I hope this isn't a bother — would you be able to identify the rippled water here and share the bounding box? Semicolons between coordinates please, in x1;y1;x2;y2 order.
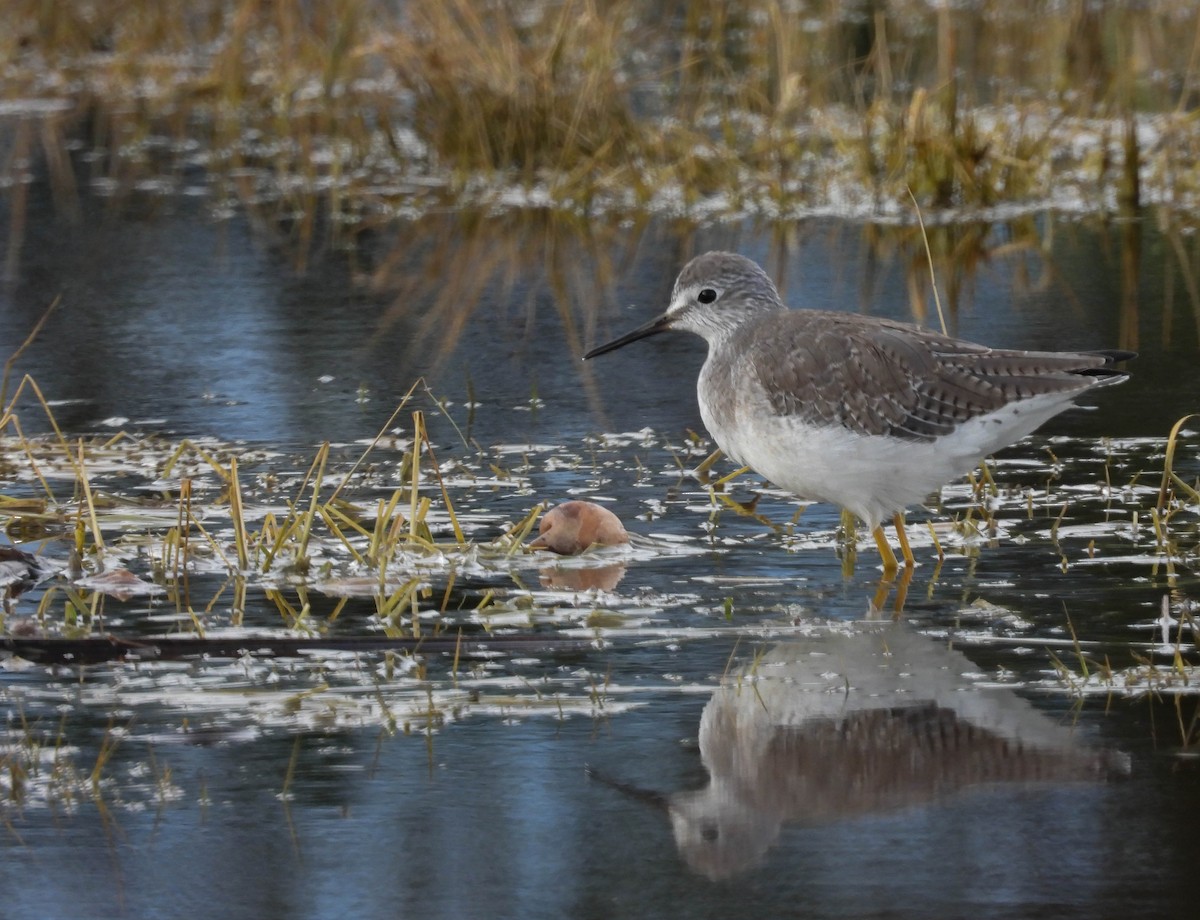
2;178;1199;919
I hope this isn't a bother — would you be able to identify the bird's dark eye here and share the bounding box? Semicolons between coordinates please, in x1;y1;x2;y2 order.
697;288;717;304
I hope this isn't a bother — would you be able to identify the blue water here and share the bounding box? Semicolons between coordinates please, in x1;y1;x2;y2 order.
2;178;1198;919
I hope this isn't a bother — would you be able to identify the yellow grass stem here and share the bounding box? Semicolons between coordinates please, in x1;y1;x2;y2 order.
411;496;433;544
1158;413;1200;511
296;442;331;567
325;596;350;622
89;721;121;793
3;418;58;504
450;628;463;688
327;378;423;506
317;504;367;566
926;521;945;560
228;456;249;571
378;577;424;625
502;504;543;555
180;507;238;571
908;187;949;336
369;489;406;564
74;439;105;554
261;514;303;571
184;601;207;637
196;576;232;616
1150;508;1177;582
266;588;303;626
98;431;136;449
1050;502;1068;546
161;439;232;482
316;508;362;566
385;504;409;546
0;495;49;518
409;414;422;542
3;375;75;501
421;381;474;449
1063;606;1089;680
474;589;495;618
0;296;61;409
231;578;247;627
173;478;192;613
413;409;466;544
439;570;456;614
281;736;302;802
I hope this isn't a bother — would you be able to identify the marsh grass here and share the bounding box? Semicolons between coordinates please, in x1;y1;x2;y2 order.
395;0;640;179
1049;594;1200;751
5;0;1200;231
0;373;556;639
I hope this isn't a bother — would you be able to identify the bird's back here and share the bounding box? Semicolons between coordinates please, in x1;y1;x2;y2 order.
706;309;1128;442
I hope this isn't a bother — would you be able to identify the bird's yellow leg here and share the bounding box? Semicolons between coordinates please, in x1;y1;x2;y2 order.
692;448;725;483
893;512;915;568
872;525;900;575
711;464;752;490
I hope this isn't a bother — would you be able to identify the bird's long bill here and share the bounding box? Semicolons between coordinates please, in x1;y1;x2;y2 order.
583;312;672;359
584;766;670;810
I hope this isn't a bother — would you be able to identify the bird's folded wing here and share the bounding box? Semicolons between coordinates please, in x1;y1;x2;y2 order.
750;312;1111;442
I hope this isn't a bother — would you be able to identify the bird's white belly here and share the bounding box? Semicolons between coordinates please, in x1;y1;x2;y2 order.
701;390;1075;530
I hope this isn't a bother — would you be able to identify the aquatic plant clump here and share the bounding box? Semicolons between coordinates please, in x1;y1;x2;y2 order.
4;0;1200;224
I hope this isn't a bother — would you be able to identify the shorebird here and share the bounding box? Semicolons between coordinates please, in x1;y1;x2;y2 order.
584;251;1132;571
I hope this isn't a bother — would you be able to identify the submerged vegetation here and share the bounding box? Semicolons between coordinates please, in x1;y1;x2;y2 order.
3;0;1200;229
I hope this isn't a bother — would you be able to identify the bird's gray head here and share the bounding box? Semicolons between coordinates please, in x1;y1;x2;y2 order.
668;788;782;880
582;251;785;359
665;252;785;339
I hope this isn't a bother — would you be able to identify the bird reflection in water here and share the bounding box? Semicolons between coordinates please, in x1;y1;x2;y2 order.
590;621;1129;880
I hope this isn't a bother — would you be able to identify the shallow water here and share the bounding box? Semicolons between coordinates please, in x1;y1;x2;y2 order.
2;180;1199;919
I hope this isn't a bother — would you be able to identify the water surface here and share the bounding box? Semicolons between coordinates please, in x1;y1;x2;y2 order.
1;181;1198;920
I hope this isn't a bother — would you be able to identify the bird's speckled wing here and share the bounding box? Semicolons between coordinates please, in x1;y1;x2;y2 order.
736;311;1126;441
